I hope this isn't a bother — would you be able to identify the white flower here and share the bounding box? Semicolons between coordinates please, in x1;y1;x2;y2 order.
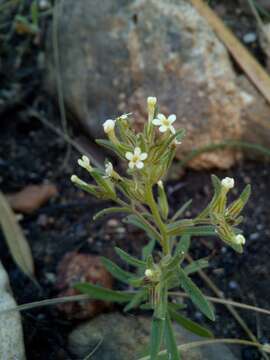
105;162;113;177
125;147;148;170
147;96;157;107
157;180;163;188
152;113;176;134
235;234;246;245
103;119;115;133
221;177;235;190
145;269;154;278
78;155;92;172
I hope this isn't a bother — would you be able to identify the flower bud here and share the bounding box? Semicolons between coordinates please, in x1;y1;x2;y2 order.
78;155;92;172
103;119;115;133
235;234;246;245
145;268;154;278
221;177;234;190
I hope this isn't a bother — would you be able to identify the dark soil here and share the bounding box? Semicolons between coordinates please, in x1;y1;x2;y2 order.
1;0;270;359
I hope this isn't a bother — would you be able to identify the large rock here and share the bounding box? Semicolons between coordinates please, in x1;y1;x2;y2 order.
68;312;237;360
0;261;26;360
46;0;249;169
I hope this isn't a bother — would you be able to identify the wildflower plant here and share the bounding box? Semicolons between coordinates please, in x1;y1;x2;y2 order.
71;97;251;359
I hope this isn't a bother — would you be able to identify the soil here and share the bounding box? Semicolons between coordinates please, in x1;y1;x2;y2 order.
1;1;270;359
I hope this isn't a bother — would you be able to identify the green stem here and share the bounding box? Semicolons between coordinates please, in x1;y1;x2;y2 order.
145;182;170;255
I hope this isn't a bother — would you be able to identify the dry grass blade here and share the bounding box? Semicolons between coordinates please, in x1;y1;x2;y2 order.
0;191;35;281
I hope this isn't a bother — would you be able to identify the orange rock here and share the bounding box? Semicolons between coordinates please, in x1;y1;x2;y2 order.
6;184;58;214
55;253;113;320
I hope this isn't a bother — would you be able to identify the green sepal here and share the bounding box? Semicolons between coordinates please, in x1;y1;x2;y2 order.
226;184;251;219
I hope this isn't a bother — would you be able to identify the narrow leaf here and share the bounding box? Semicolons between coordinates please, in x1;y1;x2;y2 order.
124;215;158;241
0;192;34;280
150;317;165;360
169;306;213;338
174;234;191;256
115;247;146;268
178;267;215;321
142;238;156;260
164;315;181;360
74;282;132;302
184;259;209;275
171;199;193;222
101;257;133;284
93;207;131;221
124;289;147;312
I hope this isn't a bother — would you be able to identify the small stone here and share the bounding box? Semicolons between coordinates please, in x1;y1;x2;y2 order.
249;233;260;241
243;32;257;44
68;312;238;360
228;280;238;290
6;183;58;214
55;253;113;319
0;261;26;359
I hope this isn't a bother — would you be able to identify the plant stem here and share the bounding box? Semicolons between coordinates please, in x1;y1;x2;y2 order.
145;182;170;255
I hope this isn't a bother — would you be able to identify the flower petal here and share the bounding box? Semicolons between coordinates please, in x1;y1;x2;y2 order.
125;152;133;160
168;114;176;123
159;125;168;133
152;118;162;126
134;147;141;156
157;113;166;121
129;161;135;169
140;152;148;161
136;161;144;169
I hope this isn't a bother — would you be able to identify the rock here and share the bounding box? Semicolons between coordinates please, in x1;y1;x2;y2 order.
68;312;237;360
237;76;270;153
46;0;247;169
0;261;26;360
56;253;113;319
7;183;58;214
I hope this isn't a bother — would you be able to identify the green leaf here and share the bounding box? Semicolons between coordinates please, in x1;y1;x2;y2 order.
167;219;194;237
182;226;216;237
75;283;132;303
93;207;131;221
184;259;209;275
101;257;133;284
124;215;158;241
124;289;147;312
30;1;39;26
154;285;167;320
115;247;146;268
142;238;156;260
0;192;35;281
178;267;215;321
169;306;213;338
164;315;181;360
174;234;191;256
96;139;124;158
150;317;165;360
171;199;192;222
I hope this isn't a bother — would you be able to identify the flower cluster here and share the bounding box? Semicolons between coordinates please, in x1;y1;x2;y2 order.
71;96;251;360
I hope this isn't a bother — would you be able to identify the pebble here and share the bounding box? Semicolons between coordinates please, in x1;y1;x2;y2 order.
243;32;257;44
